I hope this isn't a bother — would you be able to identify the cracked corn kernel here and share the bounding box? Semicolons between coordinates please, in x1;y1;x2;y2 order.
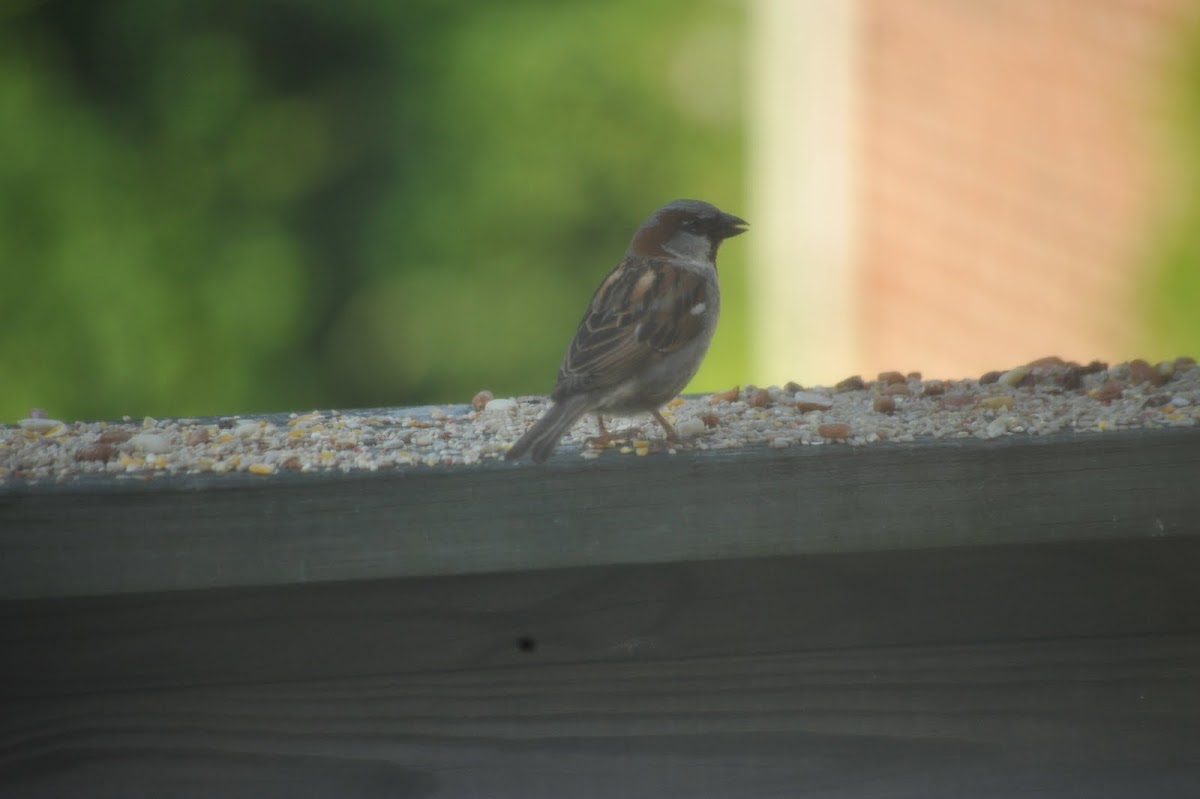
710;386;740;403
289;412;322;426
975;396;1014;410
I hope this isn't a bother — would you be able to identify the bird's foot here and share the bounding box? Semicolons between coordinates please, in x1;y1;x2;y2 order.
651;410;679;442
586;416;646;450
586;427;643;449
586;416;615;450
585;432;614;450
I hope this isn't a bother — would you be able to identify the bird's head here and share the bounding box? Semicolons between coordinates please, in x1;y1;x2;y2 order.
629;199;748;264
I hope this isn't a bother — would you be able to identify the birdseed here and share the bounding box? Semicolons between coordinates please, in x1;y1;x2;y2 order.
2;356;1198;485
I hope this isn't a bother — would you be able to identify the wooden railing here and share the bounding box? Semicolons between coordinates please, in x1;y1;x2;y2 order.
2;419;1199;797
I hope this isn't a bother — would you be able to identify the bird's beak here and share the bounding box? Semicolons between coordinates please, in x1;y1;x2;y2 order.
718;212;749;239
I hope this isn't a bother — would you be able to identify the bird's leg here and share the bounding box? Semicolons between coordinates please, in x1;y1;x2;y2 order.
586;416;615;449
587;415;652;448
650;409;679;442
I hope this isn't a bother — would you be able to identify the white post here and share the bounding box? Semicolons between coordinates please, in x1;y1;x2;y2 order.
748;0;859;386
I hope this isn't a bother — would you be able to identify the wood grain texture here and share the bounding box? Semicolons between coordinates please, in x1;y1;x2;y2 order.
4;538;1200;697
2;425;1199;795
3;538;1200;797
2;427;1198;600
4;635;1198;798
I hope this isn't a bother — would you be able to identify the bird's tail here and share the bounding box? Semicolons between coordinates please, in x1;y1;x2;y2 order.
505;396;589;463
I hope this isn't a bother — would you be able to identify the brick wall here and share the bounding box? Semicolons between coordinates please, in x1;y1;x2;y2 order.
858;0;1194;378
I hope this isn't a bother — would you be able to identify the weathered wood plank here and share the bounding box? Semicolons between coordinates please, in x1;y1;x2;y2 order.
2;427;1198;601
2;426;1198;795
3;536;1200;797
3;630;1198;797
4;538;1199;697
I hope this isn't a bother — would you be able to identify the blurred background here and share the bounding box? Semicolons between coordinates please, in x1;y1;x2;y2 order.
1;0;1197;422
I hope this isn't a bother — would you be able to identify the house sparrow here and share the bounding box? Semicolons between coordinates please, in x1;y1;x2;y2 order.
507;199;747;462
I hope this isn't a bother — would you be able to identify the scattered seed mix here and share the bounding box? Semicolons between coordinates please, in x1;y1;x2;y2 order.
2;356;1197;485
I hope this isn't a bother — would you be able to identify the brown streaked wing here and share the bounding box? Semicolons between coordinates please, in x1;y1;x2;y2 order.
553;259;709;397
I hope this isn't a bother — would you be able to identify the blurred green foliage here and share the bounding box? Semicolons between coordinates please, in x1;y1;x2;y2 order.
0;0;746;421
1146;13;1200;361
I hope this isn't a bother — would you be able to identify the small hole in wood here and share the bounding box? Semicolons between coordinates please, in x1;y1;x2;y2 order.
516;635;537;653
